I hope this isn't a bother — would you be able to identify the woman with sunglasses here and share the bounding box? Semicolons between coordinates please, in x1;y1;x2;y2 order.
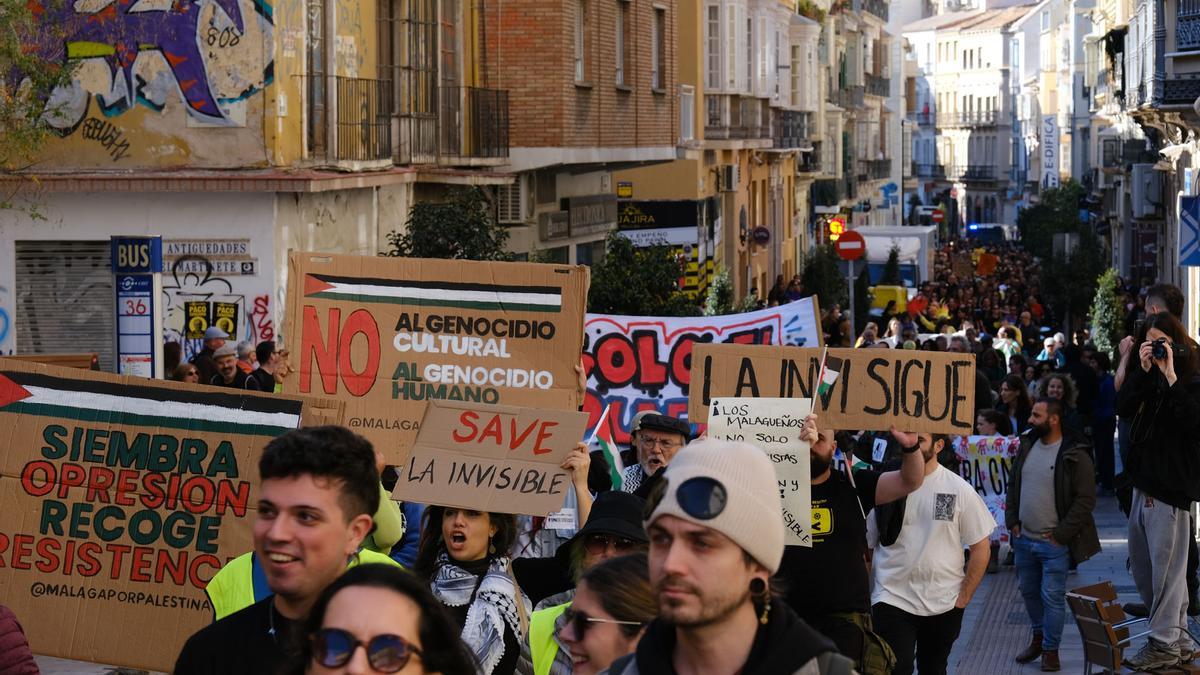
557;553;655;675
171;363;201;383
414;507;527;675
289;563;477;674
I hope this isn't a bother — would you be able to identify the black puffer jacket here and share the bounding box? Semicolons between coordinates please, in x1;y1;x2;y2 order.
1117;366;1200;510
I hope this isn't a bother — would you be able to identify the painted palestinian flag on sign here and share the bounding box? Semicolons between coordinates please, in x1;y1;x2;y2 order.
0;370;303;436
303;274;564;313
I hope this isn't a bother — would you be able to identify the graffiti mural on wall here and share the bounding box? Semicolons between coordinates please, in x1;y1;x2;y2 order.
160;239;273;359
13;0;274;135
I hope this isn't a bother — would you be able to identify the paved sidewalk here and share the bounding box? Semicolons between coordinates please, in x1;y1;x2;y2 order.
949;494;1189;673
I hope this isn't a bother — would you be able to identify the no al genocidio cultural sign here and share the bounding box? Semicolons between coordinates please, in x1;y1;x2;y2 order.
286;253;589;464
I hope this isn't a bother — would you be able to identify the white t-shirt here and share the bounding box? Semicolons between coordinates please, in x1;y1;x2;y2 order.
867;464;995;616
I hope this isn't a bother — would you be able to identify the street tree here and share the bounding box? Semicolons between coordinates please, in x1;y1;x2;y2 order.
589;232;699;316
1;0;79;208
384;187;514;261
1089;267;1126;361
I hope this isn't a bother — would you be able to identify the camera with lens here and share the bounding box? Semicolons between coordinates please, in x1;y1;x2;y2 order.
1151;338;1187;362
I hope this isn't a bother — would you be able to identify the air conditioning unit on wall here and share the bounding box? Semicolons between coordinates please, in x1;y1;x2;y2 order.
1131;163;1163;219
719;165;740;192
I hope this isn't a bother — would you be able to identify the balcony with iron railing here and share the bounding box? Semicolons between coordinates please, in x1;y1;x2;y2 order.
706;95;771;141
859;159;891;181
828;85;865;109
908;111;936;127
314;75;393;163
948;164;997;181
937;110;999;127
913;162;947;179
799;143;822;173
865;73;890;97
773;110;814;150
1179;0;1200;52
853;0;888;21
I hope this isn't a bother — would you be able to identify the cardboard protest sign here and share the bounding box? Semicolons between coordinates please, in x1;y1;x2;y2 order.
977;252;999;276
688;345;976;434
0;357;342;672
286;252;590;464
392;400;588;516
582;297;822;441
953;435;1021;542
707;397;812;547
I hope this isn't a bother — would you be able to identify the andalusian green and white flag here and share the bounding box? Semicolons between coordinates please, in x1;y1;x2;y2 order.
588;404;623;490
0;370;302;436
304;273;563;313
816;348;843;398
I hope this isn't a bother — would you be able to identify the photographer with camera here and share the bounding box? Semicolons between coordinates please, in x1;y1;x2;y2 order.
1116;312;1200;670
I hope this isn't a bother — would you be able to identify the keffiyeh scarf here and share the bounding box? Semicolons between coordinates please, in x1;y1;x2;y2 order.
431;553;530;674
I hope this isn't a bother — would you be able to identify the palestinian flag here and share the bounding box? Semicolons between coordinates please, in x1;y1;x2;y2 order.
303;274;563;313
0;370;302;436
589;405;623;490
816;349;843;398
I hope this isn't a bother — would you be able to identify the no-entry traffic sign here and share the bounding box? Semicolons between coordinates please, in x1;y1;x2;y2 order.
835;230;865;261
931;209;945;223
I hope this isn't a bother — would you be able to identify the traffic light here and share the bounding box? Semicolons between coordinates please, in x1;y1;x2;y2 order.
828;216;846;242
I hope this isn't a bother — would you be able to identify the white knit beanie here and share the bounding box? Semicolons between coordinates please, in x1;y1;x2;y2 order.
645;438;785;574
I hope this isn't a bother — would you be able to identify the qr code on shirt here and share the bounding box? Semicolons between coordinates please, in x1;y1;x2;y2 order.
934;493;957;521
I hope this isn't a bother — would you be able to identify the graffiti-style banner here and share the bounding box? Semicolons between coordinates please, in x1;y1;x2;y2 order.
953;435;1022;542
581;298;822;440
0;357;342;672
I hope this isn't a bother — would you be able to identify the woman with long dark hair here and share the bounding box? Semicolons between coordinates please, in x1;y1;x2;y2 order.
414;507;527;675
1117;312;1200;670
996;374;1033;435
287;564;477;674
557;553;656;675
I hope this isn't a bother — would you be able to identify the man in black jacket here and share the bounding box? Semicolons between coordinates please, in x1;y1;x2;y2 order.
606;439;851;675
1006;398;1099;671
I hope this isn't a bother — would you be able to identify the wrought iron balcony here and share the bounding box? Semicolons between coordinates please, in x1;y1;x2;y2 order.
949;165;997;181
865;74;890;97
859;159;891;181
393;85;510;165
333;77;393;162
1180;0;1200;52
937;110;999;127
908;111;936;127
913;162;946;179
773;111;814;149
829;86;865;109
853;0;889;21
705;95;771;141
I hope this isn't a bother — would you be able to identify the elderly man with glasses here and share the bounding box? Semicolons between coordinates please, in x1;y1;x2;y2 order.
620;413;690;495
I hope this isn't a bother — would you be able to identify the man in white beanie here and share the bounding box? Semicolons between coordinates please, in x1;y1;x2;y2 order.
605;439;852;675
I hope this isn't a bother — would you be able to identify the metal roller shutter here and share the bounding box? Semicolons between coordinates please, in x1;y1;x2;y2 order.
16;240;115;372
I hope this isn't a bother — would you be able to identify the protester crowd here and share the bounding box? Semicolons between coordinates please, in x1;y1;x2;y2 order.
5;238;1200;675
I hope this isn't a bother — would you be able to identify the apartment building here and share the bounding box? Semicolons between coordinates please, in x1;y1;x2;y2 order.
488;0;681;265
0;0;519;366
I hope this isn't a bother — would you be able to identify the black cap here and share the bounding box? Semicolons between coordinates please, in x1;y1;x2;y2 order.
636;413;691;440
556;492;648;565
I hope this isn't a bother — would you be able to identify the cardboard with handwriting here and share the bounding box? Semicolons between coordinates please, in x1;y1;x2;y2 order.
392;400;589;516
0;357;343;672
707;397;812;547
285;252;590;465
689;344;976;434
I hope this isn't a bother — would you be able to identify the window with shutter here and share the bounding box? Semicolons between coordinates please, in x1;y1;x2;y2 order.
496;182;525;224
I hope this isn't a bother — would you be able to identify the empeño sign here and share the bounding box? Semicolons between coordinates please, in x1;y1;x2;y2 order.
285;253;590;464
0;357;342;672
688;344;976;434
